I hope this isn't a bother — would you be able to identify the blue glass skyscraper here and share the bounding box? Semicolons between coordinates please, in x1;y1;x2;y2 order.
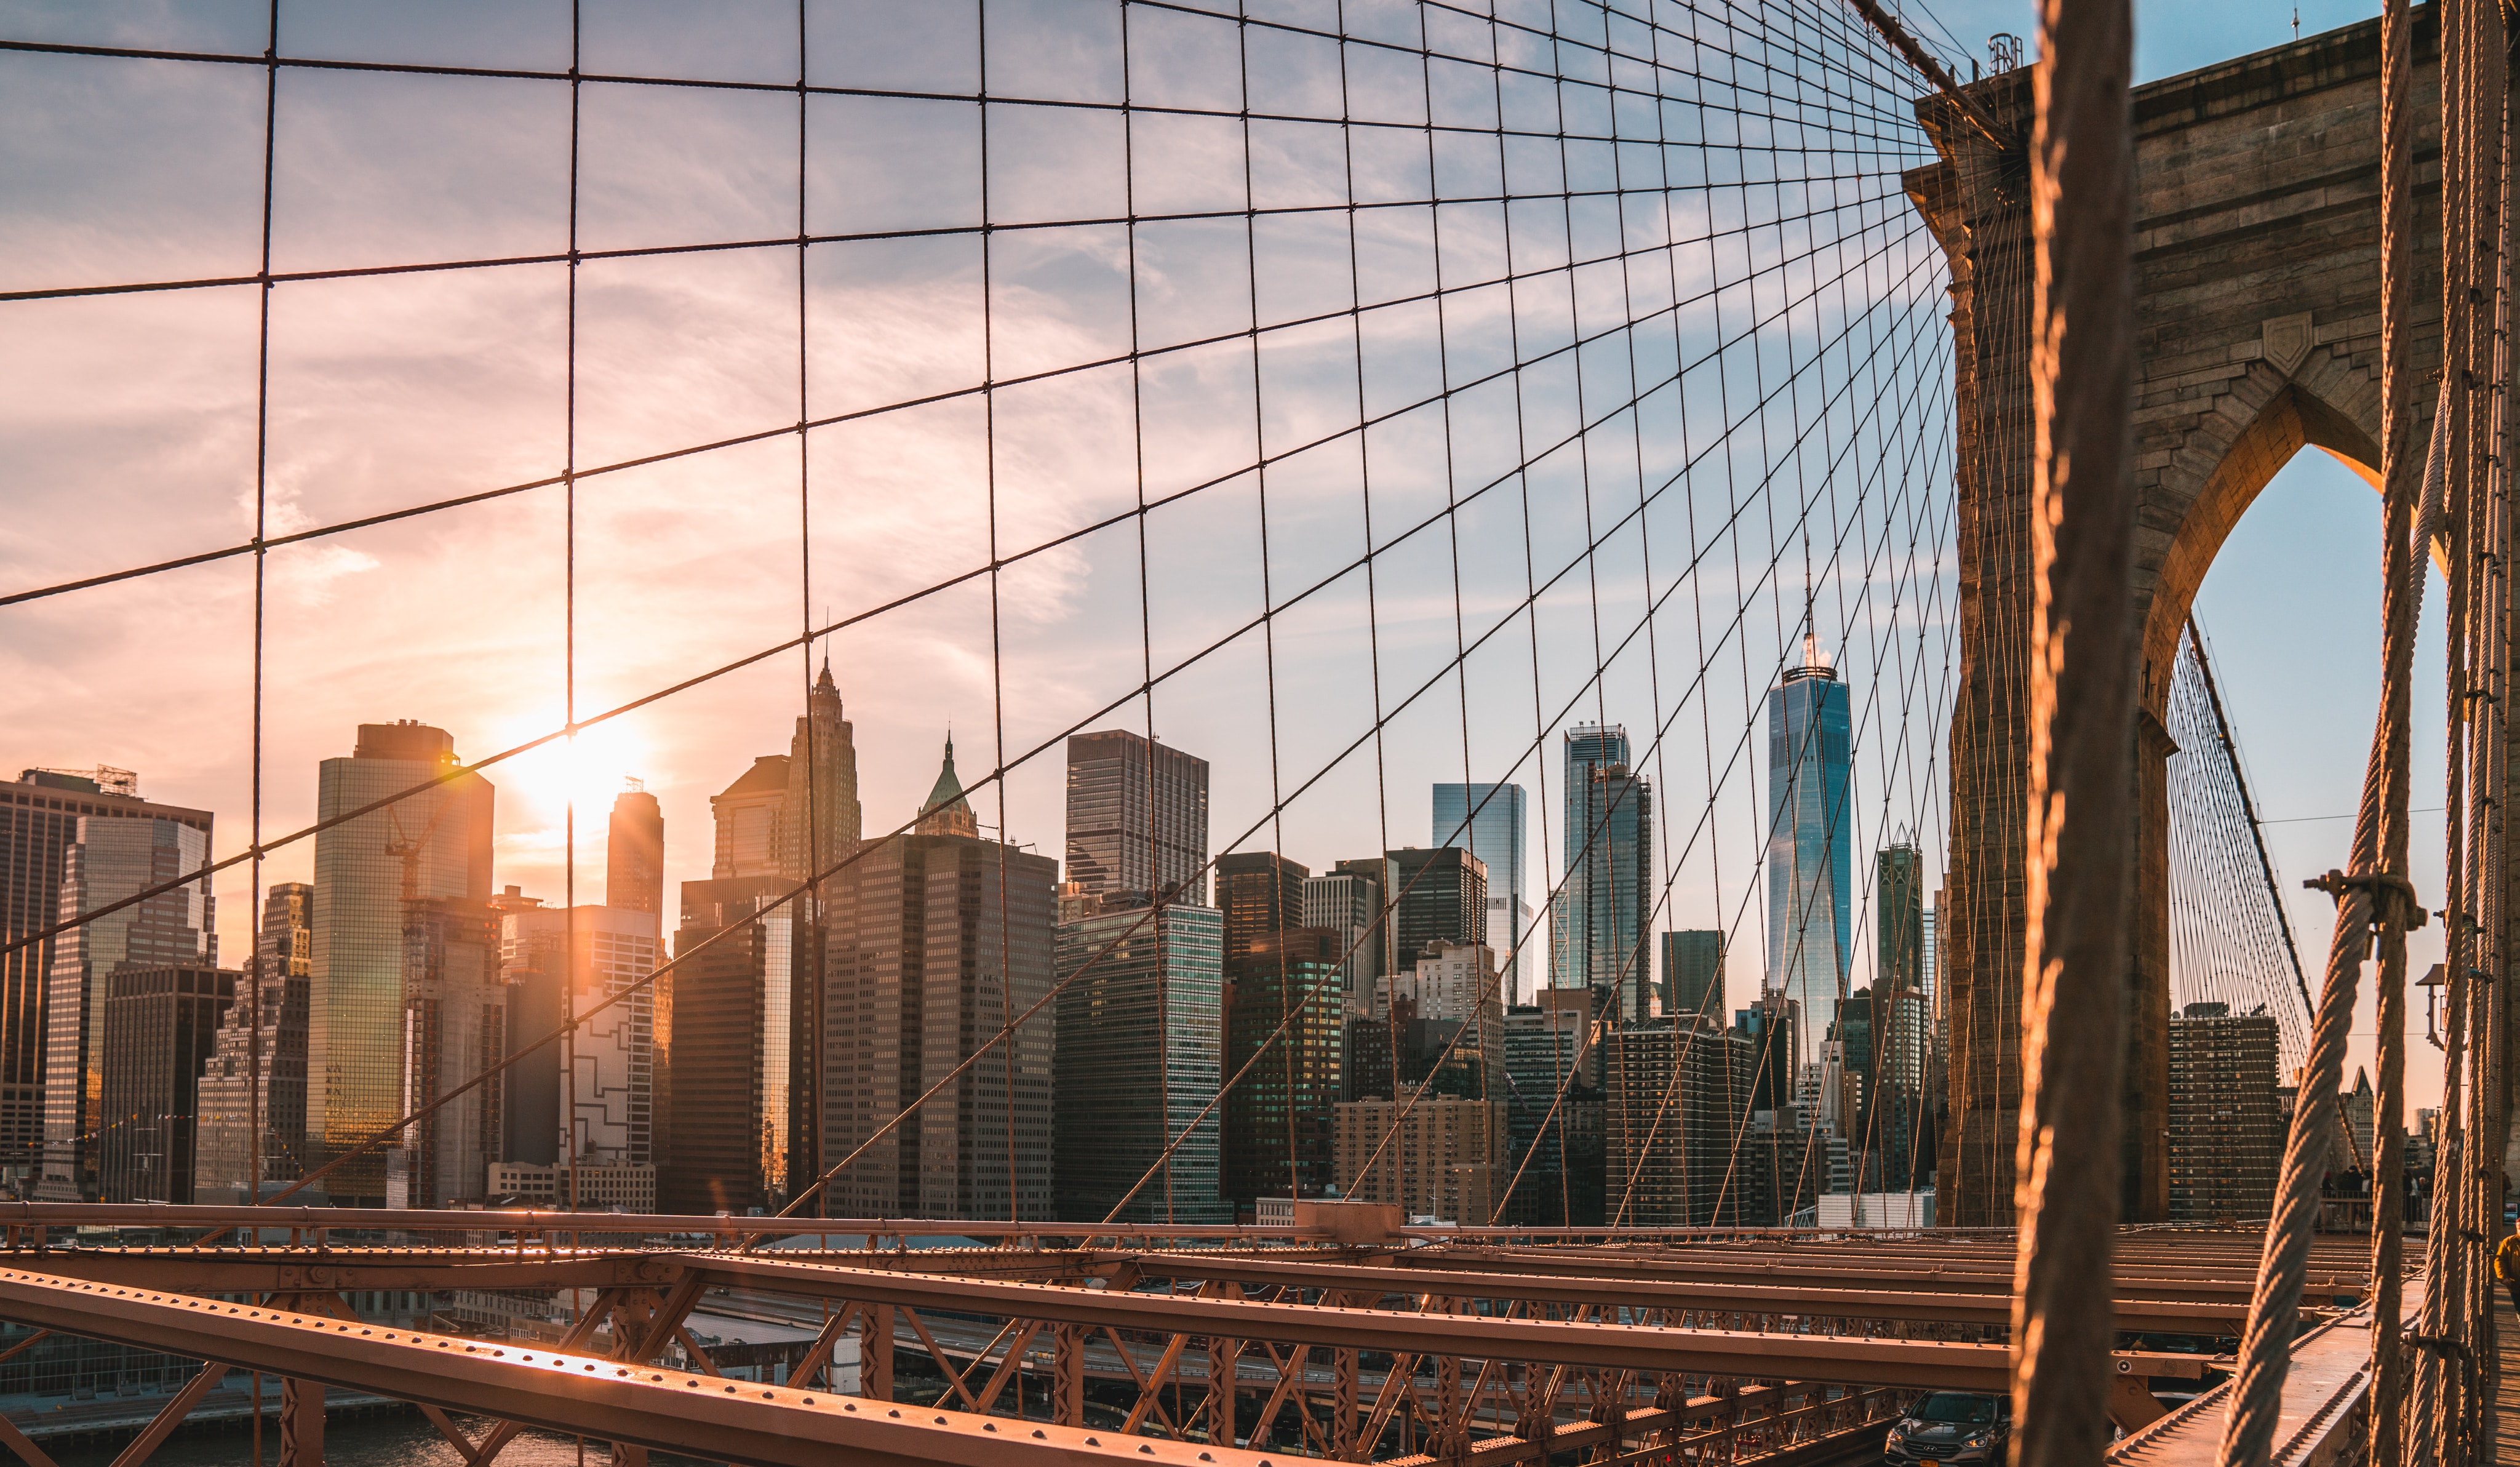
1553;726;1654;1021
1764;643;1852;1065
1432;782;1527;999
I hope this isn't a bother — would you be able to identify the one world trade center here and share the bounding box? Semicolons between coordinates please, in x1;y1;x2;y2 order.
1764;636;1851;1063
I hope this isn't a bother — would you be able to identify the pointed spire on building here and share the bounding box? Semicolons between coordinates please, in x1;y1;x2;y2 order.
776;652;862;881
918;734;981;839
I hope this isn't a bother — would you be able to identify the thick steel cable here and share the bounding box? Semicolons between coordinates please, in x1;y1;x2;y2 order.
2417;15;2494;1447
2008;3;2136;1466
2367;0;2452;1441
2213;378;2450;1467
2474;57;2515;1446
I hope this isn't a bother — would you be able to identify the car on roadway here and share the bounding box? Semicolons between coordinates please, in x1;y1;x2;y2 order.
1883;1391;2011;1464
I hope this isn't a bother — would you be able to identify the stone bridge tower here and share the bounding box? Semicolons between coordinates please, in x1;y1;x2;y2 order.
1908;16;2441;1225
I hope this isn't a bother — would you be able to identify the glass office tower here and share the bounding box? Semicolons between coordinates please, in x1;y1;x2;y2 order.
309;722;496;1205
1065;730;1211;906
1764;645;1852;1064
1555;726;1654;1020
1053;900;1230;1223
41;810;216;1200
1432;782;1528;1001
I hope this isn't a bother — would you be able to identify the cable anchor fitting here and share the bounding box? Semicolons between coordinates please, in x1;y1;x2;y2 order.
2303;869;2428;931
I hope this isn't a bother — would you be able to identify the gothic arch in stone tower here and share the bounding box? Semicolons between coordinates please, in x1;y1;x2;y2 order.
1908;13;2436;1226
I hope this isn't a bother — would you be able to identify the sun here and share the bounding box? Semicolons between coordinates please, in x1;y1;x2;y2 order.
500;719;654;819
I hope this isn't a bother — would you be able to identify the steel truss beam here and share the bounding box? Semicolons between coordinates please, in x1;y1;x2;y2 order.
0;1245;2279;1336
0;1269;1277;1467
1104;1252;2264;1333
684;1254;2215;1392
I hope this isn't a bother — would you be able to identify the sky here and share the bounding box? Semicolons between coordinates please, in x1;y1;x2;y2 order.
0;0;2449;1114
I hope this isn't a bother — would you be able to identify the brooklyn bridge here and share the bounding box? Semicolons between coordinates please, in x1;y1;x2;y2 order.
0;1;2503;1465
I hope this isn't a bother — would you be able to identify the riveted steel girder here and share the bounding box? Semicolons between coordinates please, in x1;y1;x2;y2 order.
0;1269;1278;1467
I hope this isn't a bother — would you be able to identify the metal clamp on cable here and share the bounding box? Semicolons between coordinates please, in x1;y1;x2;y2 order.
2303;869;2430;936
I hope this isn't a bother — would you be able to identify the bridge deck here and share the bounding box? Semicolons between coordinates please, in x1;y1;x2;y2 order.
2498;1281;2519;1463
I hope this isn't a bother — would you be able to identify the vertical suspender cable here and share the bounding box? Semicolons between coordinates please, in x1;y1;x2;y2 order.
246;1;279;1453
2220;0;2434;1455
2008;2;2136;1465
560;0;583;1221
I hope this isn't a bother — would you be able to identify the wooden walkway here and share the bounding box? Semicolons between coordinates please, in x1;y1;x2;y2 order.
2497;1279;2520;1463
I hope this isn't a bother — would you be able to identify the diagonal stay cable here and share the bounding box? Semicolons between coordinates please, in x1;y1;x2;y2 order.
0;202;1938;967
202;210;1945;1231
2;165;1925;609
768;222;1950;1237
1171;257;1955;1218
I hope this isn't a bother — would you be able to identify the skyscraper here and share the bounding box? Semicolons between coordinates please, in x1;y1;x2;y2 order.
1661;930;1724;1023
1501;989;1605;1225
605;783;664;917
820;744;1059;1220
778;660;863;885
1385;847;1488;973
1301;867;1382;1017
1215;852;1308;962
1053;898;1229;1224
393;895;503;1207
1554;726;1654;1019
710;757;791;880
1432;783;1529;999
5;767;209;1177
2167;1002;2282;1223
40;796;217;1200
194;882;314;1202
309;721;495;1205
1875;843;1925;993
1223;926;1346;1209
917;736;981;839
1734;991;1801;1114
1833;984;1930;1190
97;964;237;1203
656;874;792;1214
1604;1017;1753;1225
1765;642;1851;1061
501;904;660;1177
1066;730;1210;906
